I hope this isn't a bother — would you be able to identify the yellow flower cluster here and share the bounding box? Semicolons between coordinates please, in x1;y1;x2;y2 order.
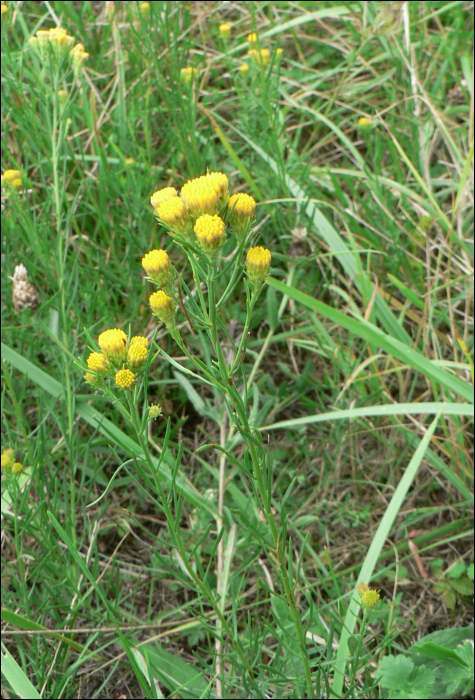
246;247;272;287
29;26;88;69
181;172;228;216
181;66;196;83
241;32;283;71
150;187;177;210
194;214;226;256
228;193;256;239
219;23;231;39
1;448;23;476
1;169;22;190
85;331;149;391
156;196;190;232
1;3;8;17
149;290;176;329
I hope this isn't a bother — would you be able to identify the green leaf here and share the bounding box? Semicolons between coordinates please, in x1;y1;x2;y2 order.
267;278;474;403
1;643;42;699
138;643;210;699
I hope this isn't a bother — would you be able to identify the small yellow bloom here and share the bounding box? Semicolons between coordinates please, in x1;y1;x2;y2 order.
149;290;176;328
276;47;283;57
124;157;135;167
98;328;128;361
180;172;227;217
1;451;13;469
194;214;225;257
150;186;178;210
219;23;231;39
71;42;89;71
129;335;149;349
148;404;162;420
239;63;250;75
156;196;190;233
142;249;173;288
228;192;256;240
1;3;8;17
115;368;135;390
357;583;381;609
247;32;258;47
208;171;228;200
249;48;270;66
12;462;23;474
246;246;271;285
87;352;109;373
181;66;196;83
128;343;148;368
139;1;150;15
358;116;372;130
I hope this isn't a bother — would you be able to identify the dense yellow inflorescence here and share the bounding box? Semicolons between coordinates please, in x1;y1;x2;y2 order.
247;32;258;47
129;335;149;349
194;214;226;254
180;172;228;216
357;582;381;609
86;352;108;373
149;290;176;327
127;343;148;368
228;192;256;238
142;249;172;282
98;328;128;360
71;42;89;71
156;196;190;231
219;23;231;38
150;187;177;210
1;169;22;190
246;246;271;285
115;368;135;390
249;48;270;66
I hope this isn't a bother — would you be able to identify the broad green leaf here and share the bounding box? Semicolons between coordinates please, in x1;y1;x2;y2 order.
1;643;42;699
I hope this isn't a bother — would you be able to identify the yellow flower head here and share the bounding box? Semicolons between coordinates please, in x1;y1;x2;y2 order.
149;290;176;328
148;404;162;420
71;42;89;71
249;48;270;66
141;249;173;288
228;192;256;239
358;116;372;130
150;186;178;210
219;23;231;39
129;335;149;349
98;328;127;361
247;32;258;47
181;172;227;217
239;63;250;75
156;196;190;233
1;450;13;470
181;66;196;83
12;462;23;474
357;583;381;609
128;343;148;368
276;47;283;57
115;368;135;390
246;246;271;285
139;1;150;15
1;3;8;17
194;214;225;257
86;351;109;373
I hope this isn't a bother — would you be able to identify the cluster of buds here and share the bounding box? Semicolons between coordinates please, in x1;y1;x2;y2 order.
243;32;283;70
1;448;23;478
29;26;88;71
150;171;256;253
84;329;149;391
1;169;22;191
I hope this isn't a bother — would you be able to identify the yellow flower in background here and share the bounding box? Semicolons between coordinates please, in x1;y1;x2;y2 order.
150;186;178;210
249;48;270;66
276;47;284;58
228;192;256;239
98;328;128;361
156;196;190;232
358;116;373;131
86;352;109;373
246;246;271;285
141;249;173;289
115;368;135;390
128;343;148;368
148;404;162;420
357;583;381;609
71;42;89;72
181;66;196;83
219;23;231;39
139;1;150;16
149;290;176;328
194;214;226;257
1;3;8;17
129;335;149;349
247;32;258;47
12;462;23;474
2;169;22;190
239;63;250;75
1;449;14;470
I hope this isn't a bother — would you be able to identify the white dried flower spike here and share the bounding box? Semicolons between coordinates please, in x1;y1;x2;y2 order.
11;264;40;313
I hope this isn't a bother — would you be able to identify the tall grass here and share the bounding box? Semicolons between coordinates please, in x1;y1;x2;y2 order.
1;2;473;698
